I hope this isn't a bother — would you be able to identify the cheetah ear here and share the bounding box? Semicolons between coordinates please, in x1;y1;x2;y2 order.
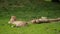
11;16;16;18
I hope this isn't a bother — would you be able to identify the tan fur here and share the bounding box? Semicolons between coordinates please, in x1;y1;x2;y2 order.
8;16;27;27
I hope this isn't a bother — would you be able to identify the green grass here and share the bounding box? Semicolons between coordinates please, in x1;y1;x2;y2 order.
0;0;60;34
0;20;60;34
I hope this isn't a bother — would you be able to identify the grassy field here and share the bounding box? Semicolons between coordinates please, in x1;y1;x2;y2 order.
0;0;60;34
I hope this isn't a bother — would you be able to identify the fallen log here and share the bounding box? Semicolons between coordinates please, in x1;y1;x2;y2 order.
31;17;60;24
